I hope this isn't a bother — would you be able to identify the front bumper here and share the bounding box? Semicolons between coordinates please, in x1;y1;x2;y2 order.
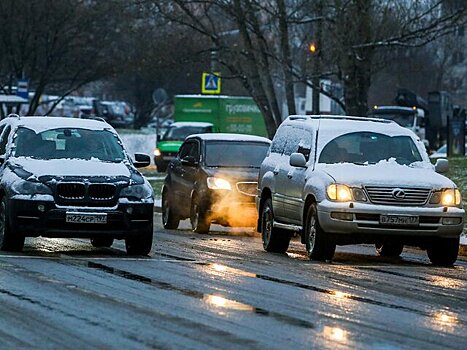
317;200;463;238
9;196;153;239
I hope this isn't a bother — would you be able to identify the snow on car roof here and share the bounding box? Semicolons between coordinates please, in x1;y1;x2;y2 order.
187;133;271;143
9;116;112;133
170;121;214;127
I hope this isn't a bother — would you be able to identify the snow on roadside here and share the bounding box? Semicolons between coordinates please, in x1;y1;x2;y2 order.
119;133;156;163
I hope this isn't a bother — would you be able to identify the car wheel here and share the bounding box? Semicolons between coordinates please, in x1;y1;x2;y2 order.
427;237;459;266
261;198;290;253
125;224;153;255
91;237;114;248
162;189;179;229
155;159;167;172
375;243;404;257
304;203;335;261
0;197;25;252
190;194;210;234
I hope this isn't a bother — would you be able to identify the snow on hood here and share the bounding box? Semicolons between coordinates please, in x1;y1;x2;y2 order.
317;159;455;189
11;157;131;178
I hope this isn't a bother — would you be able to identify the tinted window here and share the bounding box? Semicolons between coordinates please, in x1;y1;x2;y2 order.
270;126;290;154
283;128;313;158
162;125;211;141
319;132;422;165
14;127;126;162
205;141;269;167
178;141;199;160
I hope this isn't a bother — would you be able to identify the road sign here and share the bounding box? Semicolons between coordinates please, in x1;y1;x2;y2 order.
202;72;221;94
16;79;29;99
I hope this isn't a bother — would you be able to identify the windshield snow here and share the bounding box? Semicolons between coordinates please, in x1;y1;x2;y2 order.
205;141;270;167
14;127;126;162
319;132;422;166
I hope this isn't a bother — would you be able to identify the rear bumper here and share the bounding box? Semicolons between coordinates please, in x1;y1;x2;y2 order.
317;200;464;238
9;197;153;239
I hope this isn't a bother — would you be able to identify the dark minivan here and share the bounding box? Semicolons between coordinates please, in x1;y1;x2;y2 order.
162;133;271;233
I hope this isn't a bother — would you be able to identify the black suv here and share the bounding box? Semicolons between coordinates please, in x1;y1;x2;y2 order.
0;116;154;254
162;133;271;233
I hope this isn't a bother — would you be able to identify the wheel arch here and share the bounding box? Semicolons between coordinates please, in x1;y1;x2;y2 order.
301;194;317;243
257;187;272;232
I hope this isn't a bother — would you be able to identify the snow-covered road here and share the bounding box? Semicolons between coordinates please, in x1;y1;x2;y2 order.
0;214;465;349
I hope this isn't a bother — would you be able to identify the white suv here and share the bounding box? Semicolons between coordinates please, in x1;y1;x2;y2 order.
257;115;464;265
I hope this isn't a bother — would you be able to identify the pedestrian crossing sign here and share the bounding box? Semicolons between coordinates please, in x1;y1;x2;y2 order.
202;72;221;94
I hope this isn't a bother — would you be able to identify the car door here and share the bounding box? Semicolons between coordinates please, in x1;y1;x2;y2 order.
284;128;314;223
171;139;200;204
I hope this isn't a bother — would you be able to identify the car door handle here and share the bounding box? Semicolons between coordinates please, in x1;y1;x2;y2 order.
273;170;279;175
287;173;293;179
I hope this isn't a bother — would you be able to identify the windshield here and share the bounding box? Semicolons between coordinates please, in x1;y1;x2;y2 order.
205;141;270;167
319;132;422;166
162;125;212;141
14;127;126;162
377;113;415;127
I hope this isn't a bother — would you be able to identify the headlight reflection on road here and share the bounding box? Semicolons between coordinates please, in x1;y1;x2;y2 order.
426;310;459;333
203;294;255;312
430;276;464;289
208;263;257;278
323;326;348;343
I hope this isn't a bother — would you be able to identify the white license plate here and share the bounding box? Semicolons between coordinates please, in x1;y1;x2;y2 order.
66;212;107;224
380;215;419;226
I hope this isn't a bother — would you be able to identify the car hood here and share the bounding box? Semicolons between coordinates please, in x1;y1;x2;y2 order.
204;167;260;182
318;161;455;189
10;157;131;178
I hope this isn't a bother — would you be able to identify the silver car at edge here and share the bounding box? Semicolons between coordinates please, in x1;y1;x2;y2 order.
256;115;464;265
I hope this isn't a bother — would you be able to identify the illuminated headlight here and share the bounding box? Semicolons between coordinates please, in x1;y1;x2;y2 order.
207;177;231;190
439;189;462;207
120;184;153;199
327;184;352;202
11;180;52;195
154;148;161;157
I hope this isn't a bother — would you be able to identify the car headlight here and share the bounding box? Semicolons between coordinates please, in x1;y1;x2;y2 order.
432;189;462;207
120;184;153;199
327;184;352;202
154;148;161;157
11;180;52;195
207;177;231;190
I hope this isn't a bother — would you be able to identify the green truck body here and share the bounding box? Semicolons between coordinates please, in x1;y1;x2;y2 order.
174;95;268;137
154;95;267;172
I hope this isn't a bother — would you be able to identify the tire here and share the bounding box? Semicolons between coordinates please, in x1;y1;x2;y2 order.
162;189;180;229
91;237;114;248
155;159;167;173
375;243;404;257
0;197;25;252
125;224;153;255
261;198;290;253
427;237;459;266
190;195;210;233
304;203;335;261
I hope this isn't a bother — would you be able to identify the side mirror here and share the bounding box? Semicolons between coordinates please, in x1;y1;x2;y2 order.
133;153;150;168
290;153;307;168
181;156;198;167
435;158;449;173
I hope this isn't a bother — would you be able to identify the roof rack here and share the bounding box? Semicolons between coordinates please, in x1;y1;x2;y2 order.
80;115;108;123
7;113;21;120
288;114;392;124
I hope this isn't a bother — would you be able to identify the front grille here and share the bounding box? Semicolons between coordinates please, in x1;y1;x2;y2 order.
57;183;85;199
364;186;431;206
236;182;257;196
89;184;116;200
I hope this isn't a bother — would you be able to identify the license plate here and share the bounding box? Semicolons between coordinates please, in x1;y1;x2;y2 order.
380;215;419;226
66;212;107;224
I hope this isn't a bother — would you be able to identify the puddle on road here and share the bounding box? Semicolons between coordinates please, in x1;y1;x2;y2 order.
87;261;314;329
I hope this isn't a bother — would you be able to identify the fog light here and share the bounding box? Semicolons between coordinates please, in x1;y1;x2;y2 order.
126;207;133;214
331;212;353;221
37;204;45;212
441;217;462;225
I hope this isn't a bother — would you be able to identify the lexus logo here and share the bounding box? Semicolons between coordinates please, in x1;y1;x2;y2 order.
392;188;406;200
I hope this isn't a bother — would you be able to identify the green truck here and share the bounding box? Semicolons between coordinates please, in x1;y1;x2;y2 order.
154;95;268;172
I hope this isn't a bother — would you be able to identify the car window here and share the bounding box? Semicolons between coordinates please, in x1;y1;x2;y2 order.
205;141;269;167
163;126;211;141
0;125;11;155
270;126;291;154
319;132;422;165
283;128;313;160
178;141;199;160
13;127;126;162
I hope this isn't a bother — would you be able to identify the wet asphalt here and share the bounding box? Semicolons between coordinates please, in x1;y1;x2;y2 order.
0;213;466;349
